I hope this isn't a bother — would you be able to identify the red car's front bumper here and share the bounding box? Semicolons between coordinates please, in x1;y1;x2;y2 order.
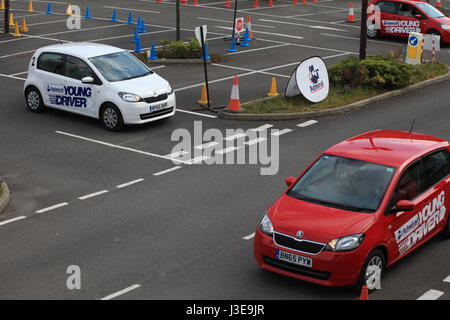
253;229;368;287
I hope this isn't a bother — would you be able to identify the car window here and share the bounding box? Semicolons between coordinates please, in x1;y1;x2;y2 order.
37;52;64;75
421;149;450;191
416;2;446;18
65;55;94;81
395;161;421;202
377;1;399;14
397;3;415;17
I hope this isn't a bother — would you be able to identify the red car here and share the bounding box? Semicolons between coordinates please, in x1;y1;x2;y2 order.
367;0;450;43
254;130;450;291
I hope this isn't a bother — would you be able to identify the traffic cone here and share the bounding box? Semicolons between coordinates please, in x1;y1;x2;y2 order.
225;0;231;8
13;22;22;37
201;44;211;60
225;76;245;113
267;78;279;97
252;0;259;8
193;0;199;5
134;36;143;53
198;84;211;105
85;7;92;19
246;17;254;41
293;0;298;4
227;37;238;52
8;13;14;27
27;0;34;13
111;9;118;22
436;0;442;7
0;0;5;10
132;26;139;43
148;43;158;60
136;16;142;31
268;0;274;7
20;18;29;32
347;2;355;23
181;0;187;4
46;3;53;14
66;3;73;16
140;19;148;33
240;28;250;47
127;12;134;24
359;285;369;300
302;0;307;4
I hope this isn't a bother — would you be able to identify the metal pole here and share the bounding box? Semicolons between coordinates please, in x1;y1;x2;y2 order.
359;0;368;60
200;26;212;111
4;0;10;34
176;0;180;41
231;0;238;40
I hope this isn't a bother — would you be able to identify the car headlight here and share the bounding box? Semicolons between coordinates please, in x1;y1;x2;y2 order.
118;92;143;103
325;234;365;252
168;85;174;95
260;214;274;236
441;24;450;30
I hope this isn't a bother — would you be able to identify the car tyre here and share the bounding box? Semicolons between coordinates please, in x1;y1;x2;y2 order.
100;103;124;131
367;23;380;39
25;86;45;113
354;249;385;295
441;213;450;239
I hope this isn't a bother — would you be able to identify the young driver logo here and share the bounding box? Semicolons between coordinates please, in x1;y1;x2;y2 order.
46;84;93;108
308;65;325;94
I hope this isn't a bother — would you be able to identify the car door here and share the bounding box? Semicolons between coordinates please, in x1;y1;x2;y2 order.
61;55;101;117
35;52;67;110
376;1;401;35
389;2;421;38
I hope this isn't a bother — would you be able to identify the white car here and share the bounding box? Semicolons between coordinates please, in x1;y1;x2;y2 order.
24;42;176;131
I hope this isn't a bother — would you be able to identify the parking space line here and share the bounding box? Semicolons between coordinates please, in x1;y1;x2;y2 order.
251;124;273;132
212;63;290;79
176;109;218;119
153;166;182;176
166;150;190;158
103;6;160;14
243;233;255;240
417;289;444;300
186;155;211;164
197;17;276;29
224;44;291;58
195;142;219;150
100;284;141;300
224;133;247;141
214;26;304;40
245;137;267;146
116;179;145;189
320;33;404;46
35;202;69;214
78;190;109;200
0;216;27;227
271;129;293;136
259;19;348;32
444;276;450;283
298;120;318;128
0;73;26;81
216;146;241;154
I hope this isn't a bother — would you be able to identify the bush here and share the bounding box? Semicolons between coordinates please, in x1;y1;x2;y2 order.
157;37;202;59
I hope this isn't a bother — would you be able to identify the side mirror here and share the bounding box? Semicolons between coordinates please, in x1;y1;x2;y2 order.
285;176;296;187
392;200;415;213
415;14;423;19
81;76;94;84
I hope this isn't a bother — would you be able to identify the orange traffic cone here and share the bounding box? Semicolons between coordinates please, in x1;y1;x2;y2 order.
268;0;274;7
302;0;307;4
9;13;15;27
193;0;199;5
13;22;22;37
293;0;298;4
267;78;279;97
252;0;259;8
347;2;355;23
225;0;231;8
225;76;245;113
20;18;29;32
198;84;211;106
0;0;5;10
181;0;187;4
359;285;369;300
27;0;34;13
246;16;254;40
436;0;442;7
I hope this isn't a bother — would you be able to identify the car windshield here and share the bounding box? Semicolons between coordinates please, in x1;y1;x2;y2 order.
416;3;446;18
89;51;152;82
287;154;396;213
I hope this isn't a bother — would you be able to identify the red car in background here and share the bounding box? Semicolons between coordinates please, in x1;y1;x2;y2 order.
254;130;450;291
367;0;450;43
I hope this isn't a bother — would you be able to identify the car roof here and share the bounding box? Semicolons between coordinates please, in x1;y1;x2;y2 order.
372;0;427;5
325;130;449;168
35;42;124;59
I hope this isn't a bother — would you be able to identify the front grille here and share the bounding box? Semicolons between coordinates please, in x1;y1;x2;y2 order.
274;232;326;255
140;107;174;120
263;256;331;281
143;93;168;104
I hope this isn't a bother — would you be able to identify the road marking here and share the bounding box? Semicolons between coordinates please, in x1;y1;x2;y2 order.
271;129;293;136
55;131;192;165
153;166;182;176
443;275;450;283
0;73;26;81
78;190;109;200
298;120;318;128
103;6;160;14
194;142;219;150
197;17;276;28
320;33;404;46
186;155;211;164
224;43;291;57
216;146;240;154
0;216;27;226
224;133;247;141
35;202;69;214
245;137;267;146
251;124;273;132
116;179;145;189
175;108;218;119
417;289;444;300
243;233;255;240
259;19;347;32
212;62;290;79
166;150;189;158
214;26;305;40
100;284;141;300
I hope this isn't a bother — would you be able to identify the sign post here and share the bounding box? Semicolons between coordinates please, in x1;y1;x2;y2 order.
405;33;423;65
196;25;214;112
3;0;10;34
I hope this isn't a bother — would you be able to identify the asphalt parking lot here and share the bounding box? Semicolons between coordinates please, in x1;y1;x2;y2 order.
1;0;450;301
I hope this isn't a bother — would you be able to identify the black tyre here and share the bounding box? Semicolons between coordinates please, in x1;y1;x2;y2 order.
367;23;380;39
100;103;124;131
354;249;385;294
25;86;45;113
441;214;450;239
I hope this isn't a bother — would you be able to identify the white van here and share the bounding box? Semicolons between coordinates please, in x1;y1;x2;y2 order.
24;42;176;131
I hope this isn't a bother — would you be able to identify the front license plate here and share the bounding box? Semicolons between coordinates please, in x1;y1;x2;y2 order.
276;249;313;268
149;102;168;113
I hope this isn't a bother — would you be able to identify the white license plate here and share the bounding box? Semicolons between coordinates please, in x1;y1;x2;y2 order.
149;102;168;113
276;249;313;268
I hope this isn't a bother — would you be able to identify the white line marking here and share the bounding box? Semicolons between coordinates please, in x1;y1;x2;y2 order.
259;19;347;32
320;33;404;46
212;62;290;78
443;275;450;283
78;190;109;200
35;202;68;214
417;289;444;300
197;17;276;28
243;233;255;240
153;166;182;176
0;216;27;226
116;179;145;189
187;155;211;164
298;120;318;127
194;142;219;150
216;146;240;154
224;43;291;56
245;137;267;146
251;124;273;132
272;129;293;136
175;108;218;119
0;73;26;81
166;150;189;158
214;26;305;40
103;6;160;14
224;133;247;141
100;284;141;300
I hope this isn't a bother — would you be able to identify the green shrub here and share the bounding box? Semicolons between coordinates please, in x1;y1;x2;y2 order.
157;37;202;59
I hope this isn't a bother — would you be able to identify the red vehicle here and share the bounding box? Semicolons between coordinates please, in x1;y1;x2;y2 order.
254;130;450;291
367;0;450;43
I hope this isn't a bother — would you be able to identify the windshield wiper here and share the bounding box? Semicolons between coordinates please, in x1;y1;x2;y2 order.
288;192;375;213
